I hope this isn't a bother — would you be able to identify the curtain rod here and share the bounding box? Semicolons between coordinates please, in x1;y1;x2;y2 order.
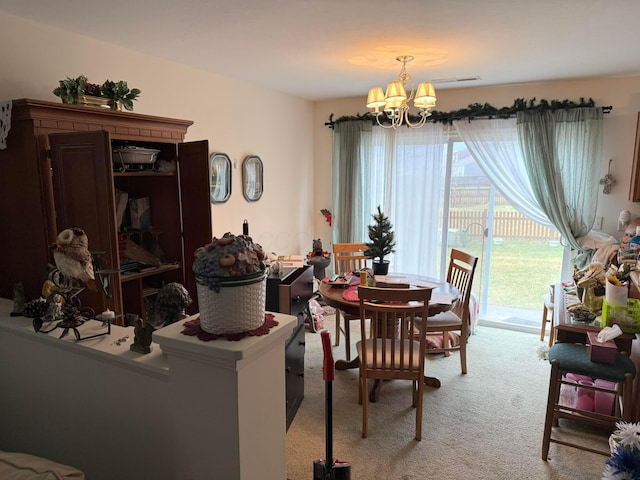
325;98;612;129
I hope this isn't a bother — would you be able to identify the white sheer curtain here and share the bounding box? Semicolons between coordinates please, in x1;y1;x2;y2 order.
453;118;577;277
453;117;553;229
358;124;447;277
332;109;602;282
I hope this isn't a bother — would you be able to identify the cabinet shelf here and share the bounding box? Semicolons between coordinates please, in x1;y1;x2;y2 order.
113;171;177;178
142;287;160;298
120;263;181;282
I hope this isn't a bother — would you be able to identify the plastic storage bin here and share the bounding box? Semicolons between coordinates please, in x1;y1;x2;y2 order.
601;298;640;333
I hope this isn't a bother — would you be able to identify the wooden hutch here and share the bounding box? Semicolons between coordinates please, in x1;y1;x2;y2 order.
0;99;212;324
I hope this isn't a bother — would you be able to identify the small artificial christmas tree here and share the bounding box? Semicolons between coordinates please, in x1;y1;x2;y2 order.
364;206;396;274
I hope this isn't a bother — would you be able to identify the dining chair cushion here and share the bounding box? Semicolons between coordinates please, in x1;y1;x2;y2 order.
426;332;460;350
422;311;462;328
548;343;636;382
356;338;424;368
418;310;464;355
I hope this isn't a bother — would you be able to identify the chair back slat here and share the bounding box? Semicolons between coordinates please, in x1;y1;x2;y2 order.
447;249;479;325
333;242;370;275
359;286;432;377
332;243;370;362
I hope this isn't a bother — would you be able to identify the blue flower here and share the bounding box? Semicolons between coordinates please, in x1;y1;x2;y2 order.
606;447;640;479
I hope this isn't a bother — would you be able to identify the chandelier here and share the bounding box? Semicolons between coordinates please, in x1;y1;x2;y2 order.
366;55;437;129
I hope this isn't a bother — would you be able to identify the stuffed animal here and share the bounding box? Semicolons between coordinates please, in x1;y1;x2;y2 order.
304;298;325;332
313;238;323;255
267;252;279;274
621;218;640;249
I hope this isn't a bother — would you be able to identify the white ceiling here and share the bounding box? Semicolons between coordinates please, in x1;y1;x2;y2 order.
3;0;640;101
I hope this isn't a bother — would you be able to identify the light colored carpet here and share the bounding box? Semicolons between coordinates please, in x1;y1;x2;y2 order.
286;314;611;480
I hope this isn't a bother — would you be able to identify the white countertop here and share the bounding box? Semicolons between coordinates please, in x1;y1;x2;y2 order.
153;311;297;368
0;297;168;377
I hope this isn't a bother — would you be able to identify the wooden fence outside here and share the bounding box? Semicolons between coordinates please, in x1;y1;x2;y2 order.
448;186;560;243
448;210;561;243
449;185;560;244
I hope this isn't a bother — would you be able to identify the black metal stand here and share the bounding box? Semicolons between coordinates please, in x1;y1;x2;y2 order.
33;265;118;342
35;316;112;341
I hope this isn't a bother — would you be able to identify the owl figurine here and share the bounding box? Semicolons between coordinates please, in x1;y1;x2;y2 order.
52;227;97;291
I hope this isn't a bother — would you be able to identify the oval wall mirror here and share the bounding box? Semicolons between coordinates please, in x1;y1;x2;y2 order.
242;155;263;202
209;152;231;203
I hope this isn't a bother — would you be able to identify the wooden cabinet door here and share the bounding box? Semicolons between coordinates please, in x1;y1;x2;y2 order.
178;140;212;314
49;130;120;314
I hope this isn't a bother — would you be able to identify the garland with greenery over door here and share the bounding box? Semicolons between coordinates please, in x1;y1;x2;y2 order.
326;97;612;129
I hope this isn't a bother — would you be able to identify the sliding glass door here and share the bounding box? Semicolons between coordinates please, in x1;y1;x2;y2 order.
446;140;563;330
348;125;564;331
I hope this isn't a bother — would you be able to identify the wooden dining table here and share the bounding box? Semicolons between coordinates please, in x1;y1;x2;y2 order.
318;275;459;396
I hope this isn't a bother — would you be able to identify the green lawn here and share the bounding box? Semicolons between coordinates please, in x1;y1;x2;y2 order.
454;239;564;311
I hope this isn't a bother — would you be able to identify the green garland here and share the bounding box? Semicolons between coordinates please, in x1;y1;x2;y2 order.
326;97;612;128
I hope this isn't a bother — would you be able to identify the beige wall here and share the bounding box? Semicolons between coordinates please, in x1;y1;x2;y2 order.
0;12;314;256
5;10;640;254
314;77;640;241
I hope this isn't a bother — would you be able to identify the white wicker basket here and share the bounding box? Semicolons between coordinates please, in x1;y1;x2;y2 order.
196;271;267;334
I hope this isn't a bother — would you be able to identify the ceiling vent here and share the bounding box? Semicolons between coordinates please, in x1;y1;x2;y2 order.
431;76;481;84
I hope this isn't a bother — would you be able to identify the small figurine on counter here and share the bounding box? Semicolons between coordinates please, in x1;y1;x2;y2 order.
10;282;26;317
51;227;97;292
42;293;64;322
130;317;154;354
154;282;192;327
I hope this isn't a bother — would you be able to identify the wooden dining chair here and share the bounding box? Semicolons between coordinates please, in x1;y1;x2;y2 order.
357;286;432;440
420;248;478;374
332;242;370;360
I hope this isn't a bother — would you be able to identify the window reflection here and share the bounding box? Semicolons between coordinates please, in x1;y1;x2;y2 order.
209;153;231;203
242;155;263;202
